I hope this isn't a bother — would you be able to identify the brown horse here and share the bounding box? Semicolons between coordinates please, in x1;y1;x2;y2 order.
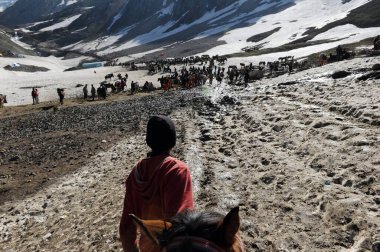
0;94;7;108
130;207;244;252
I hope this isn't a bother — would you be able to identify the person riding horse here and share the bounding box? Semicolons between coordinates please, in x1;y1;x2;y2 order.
120;116;194;252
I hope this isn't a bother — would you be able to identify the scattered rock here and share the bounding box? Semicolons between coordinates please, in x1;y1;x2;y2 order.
9;156;20;162
278;81;298;86
272;124;283;132
312;121;332;128
220;96;236;105
260;174;275;184
332;70;351;79
200;132;212;142
357;71;380;81
353;140;372;146
261;158;270;166
4;64;50;72
204;100;218;108
42;202;48;209
372;64;380;71
343;180;353;187
332;176;343;185
43;233;52;240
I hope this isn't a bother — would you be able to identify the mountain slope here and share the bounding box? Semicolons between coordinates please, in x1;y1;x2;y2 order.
0;0;379;60
0;0;16;12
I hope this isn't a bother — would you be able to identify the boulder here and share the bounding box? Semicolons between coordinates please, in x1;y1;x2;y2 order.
372;64;380;71
332;70;351;79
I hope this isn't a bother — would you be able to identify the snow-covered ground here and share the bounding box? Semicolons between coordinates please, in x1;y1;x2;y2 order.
0;55;161;106
228;28;379;65
204;0;377;55
1;0;379;106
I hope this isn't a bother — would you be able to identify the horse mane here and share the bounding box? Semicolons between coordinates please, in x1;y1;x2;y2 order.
158;210;224;249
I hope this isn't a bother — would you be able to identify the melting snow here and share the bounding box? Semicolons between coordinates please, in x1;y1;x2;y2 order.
40;14;82;32
204;0;374;55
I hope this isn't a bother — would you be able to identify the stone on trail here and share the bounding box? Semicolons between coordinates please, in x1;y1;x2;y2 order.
260;174;276;184
312;121;332;129
220;96;236;105
9;156;20;162
272;124;283;132
372;64;380;71
332;70;351;79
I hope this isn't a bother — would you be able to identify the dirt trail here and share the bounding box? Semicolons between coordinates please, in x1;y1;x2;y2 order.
1;56;379;251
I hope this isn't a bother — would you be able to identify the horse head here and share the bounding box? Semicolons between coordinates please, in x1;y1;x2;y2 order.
130;207;244;252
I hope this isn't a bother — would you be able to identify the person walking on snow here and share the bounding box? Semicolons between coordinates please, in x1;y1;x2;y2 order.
91;84;96;101
31;88;37;105
83;84;88;99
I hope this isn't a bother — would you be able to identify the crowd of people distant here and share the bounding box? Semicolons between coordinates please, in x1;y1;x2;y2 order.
2;35;379;108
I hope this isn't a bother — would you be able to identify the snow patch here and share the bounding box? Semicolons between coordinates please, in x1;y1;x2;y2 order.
158;3;174;17
40;14;82;32
204;0;373;55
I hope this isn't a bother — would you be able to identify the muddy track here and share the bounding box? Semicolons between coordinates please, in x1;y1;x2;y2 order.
182;76;379;250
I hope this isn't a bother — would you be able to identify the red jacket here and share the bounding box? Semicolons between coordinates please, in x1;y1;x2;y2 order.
120;154;194;252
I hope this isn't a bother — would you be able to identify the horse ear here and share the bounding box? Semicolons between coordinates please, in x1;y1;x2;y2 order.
129;214;172;245
219;207;240;246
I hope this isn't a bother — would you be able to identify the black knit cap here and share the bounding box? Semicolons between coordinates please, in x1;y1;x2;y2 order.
146;115;176;151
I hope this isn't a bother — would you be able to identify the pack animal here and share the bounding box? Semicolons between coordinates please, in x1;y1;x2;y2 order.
0;94;7;108
105;73;114;81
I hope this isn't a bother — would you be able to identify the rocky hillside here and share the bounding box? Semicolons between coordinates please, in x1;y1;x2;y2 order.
0;0;379;59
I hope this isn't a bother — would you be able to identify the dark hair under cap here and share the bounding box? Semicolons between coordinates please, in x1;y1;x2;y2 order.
146;115;176;151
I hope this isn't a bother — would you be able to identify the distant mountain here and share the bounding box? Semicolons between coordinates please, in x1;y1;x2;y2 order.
0;0;379;59
0;0;17;12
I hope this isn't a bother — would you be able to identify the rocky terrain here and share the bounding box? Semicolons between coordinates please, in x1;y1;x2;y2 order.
4;63;49;72
0;56;379;251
